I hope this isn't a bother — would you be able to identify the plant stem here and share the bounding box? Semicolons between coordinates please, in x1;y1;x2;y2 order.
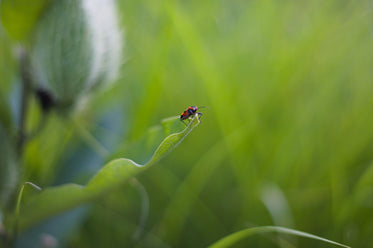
17;48;32;155
130;178;149;241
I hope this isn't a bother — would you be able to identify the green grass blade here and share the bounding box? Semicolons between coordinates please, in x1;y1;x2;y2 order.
18;115;200;231
208;226;350;248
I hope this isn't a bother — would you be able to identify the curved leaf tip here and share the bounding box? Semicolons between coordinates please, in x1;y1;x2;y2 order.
18;115;201;230
208;226;350;248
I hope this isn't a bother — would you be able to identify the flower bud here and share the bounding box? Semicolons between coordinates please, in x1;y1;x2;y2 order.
30;0;123;111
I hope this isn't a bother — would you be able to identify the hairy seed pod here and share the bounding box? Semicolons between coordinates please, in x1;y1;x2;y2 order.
30;0;123;111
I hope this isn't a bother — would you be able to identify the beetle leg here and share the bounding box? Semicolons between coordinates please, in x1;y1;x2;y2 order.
196;112;202;123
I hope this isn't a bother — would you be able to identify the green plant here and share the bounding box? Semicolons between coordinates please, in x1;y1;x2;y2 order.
1;0;371;247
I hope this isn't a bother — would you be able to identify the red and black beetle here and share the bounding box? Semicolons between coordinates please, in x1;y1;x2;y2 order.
180;106;206;125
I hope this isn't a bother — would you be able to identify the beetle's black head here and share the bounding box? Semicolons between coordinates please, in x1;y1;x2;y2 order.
187;107;196;115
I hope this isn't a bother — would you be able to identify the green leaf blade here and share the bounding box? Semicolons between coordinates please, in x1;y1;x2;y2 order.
208;226;350;248
18;115;200;231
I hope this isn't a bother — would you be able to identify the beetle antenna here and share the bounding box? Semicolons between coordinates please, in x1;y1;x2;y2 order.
198;106;209;109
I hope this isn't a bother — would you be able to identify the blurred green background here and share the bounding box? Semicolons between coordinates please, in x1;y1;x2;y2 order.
2;0;373;247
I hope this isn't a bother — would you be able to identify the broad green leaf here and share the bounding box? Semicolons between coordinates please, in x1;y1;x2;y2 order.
208;226;350;248
0;0;50;40
18;115;200;231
